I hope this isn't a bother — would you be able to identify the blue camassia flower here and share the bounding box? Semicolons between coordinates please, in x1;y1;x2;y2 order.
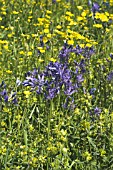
22;43;95;102
0;83;9;103
94;107;101;115
23;60;84;100
110;53;113;59
0;81;18;104
107;71;113;81
92;2;100;14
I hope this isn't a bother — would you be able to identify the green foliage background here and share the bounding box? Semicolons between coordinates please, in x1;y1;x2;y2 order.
0;0;113;169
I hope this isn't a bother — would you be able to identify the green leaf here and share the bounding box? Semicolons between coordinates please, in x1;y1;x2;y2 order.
87;136;98;151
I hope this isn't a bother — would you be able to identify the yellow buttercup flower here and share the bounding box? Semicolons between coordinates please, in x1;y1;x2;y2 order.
81;11;87;17
93;24;103;28
27;51;32;56
43;37;48;43
44;29;49;34
12;11;19;15
86;43;92;47
77;6;83;10
56;25;62;29
19;51;25;55
46;10;52;14
67;39;74;45
37;47;45;53
40;49;45;53
49;58;56;62
7;33;13;38
95;13;109;22
77;16;84;21
23;91;31;98
6;70;12;74
38;58;44;63
3;45;9;50
47;33;52;38
65;11;74;17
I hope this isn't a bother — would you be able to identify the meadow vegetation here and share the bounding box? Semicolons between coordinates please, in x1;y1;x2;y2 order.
0;0;113;169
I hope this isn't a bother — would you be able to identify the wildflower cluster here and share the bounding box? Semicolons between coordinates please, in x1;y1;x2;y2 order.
0;0;113;169
22;44;94;109
0;81;17;105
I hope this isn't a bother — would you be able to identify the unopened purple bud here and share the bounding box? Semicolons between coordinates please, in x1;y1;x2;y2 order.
4;95;8;102
110;53;113;59
1;89;7;96
94;107;101;115
0;81;4;87
92;2;100;13
90;88;96;95
12;97;18;104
